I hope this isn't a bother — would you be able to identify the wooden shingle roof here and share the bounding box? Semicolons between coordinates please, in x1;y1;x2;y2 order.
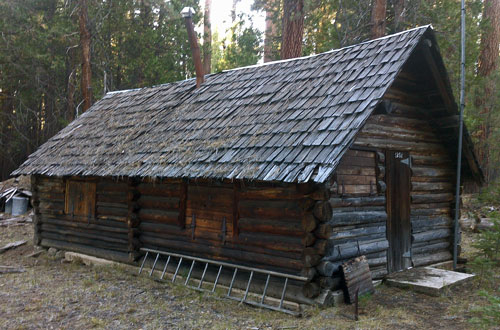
14;26;432;183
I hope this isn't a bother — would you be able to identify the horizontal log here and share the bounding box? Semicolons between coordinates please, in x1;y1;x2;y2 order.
340;155;375;167
137;183;181;197
96;201;128;209
411;182;453;192
140;234;302;271
138;195;180;210
139;221;185;236
42;214;127;228
329;225;386;242
237;232;304;253
40;231;129;252
411;167;454;178
411;193;454;204
238;217;303;237
42;217;129;234
185;208;232;223
354;137;444;153
141;231;303;261
40;238;130;263
359;124;439;144
336;184;373;195
97;192;128;204
412;241;450;255
97;206;128;217
323;239;389;262
411;202;452;210
331;205;385;213
335;166;376;176
239;186;303;200
238;200;303;219
38;201;65;211
97;181;128;192
412;251;452;267
139;208;179;224
411;208;451;217
37;192;65;202
327;211;387;226
412;154;452;166
329;196;385;208
40;224;128;245
411;216;452;231
412;229;451;243
37;185;64;194
336;174;376;185
370;266;388;279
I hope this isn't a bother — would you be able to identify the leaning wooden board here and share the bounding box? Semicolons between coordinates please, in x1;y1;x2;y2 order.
341;255;374;303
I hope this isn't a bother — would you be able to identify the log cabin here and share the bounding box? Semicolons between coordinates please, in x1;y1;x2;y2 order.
13;26;483;302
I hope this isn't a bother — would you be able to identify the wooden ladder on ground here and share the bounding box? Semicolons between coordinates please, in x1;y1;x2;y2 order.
138;247;308;316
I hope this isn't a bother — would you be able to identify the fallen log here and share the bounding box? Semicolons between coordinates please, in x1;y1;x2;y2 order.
0;240;27;254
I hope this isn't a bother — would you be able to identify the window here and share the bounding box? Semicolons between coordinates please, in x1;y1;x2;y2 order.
65;179;96;217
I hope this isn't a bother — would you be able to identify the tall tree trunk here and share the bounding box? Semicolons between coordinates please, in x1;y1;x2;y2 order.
371;0;386;39
393;0;405;32
476;0;500;182
231;0;240;23
281;0;304;60
203;0;212;74
78;0;92;113
264;1;278;63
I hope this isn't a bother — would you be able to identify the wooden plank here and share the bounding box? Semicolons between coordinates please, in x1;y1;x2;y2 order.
341;256;374;304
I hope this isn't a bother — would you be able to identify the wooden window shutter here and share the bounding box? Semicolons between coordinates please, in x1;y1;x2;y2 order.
65;179;96;218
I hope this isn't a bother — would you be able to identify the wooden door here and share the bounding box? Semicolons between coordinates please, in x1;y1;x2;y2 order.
386;150;412;272
186;184;234;243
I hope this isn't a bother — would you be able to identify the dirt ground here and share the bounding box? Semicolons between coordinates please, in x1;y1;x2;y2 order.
0;219;498;329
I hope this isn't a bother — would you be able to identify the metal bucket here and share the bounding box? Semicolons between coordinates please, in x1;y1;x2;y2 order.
5;199;12;214
12;196;29;216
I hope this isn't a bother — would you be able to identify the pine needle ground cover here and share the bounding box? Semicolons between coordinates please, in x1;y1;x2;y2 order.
0;212;498;329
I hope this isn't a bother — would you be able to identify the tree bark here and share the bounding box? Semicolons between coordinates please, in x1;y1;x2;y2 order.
371;0;387;39
393;0;405;32
203;0;212;75
476;0;500;182
264;1;279;63
78;0;92;113
281;0;304;60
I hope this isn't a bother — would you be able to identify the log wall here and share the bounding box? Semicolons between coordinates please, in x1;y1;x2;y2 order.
33;176;131;262
137;180;317;275
314;81;456;289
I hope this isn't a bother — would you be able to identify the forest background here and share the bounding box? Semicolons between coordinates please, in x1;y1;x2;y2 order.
1;0;499;187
